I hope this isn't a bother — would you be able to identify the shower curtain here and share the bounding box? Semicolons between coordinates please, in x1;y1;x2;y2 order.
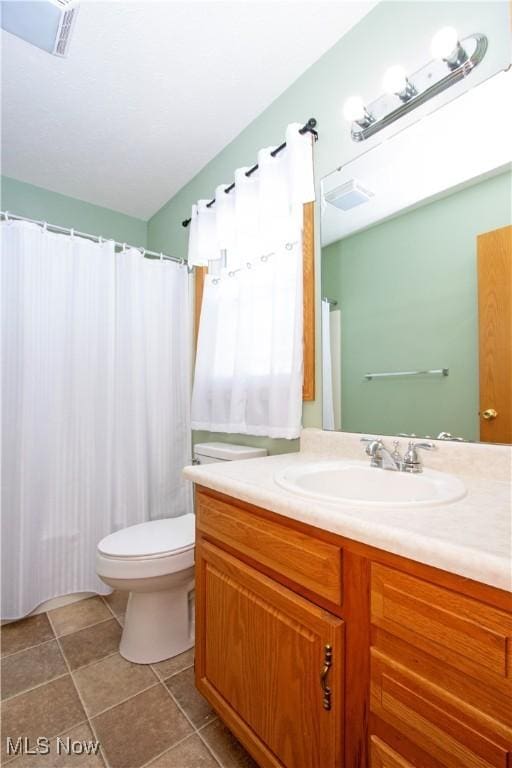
1;220;192;619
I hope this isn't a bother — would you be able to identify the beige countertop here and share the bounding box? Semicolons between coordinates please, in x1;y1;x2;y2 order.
183;429;512;592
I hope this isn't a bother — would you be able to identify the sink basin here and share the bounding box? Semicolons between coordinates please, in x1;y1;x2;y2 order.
274;460;467;507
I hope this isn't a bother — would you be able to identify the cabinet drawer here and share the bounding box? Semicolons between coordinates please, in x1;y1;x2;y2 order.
371;652;511;768
371;563;512;686
196;491;342;605
370;736;414;768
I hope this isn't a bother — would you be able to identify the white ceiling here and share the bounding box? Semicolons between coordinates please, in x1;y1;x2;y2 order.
1;0;376;220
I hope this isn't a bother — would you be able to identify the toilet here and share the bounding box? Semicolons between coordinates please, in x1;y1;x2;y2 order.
96;442;267;664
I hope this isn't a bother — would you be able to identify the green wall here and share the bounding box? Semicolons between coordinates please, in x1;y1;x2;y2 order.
1;176;147;246
147;0;509;451
322;171;512;442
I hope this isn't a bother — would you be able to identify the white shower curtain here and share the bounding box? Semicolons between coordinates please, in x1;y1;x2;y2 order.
190;123;315;438
322;300;335;431
1;221;191;619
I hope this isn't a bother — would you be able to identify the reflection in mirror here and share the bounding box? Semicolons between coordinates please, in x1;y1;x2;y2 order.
321;70;512;444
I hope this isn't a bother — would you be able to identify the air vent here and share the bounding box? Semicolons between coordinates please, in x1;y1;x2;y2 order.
54;7;77;56
1;0;79;58
325;179;374;211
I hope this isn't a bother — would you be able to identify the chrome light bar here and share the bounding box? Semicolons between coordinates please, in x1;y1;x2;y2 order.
349;33;488;143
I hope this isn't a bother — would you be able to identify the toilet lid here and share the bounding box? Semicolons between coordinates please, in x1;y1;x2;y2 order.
98;514;195;558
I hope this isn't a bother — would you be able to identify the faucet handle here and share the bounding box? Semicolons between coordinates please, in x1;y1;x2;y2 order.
361;436;376;454
403;440;435;473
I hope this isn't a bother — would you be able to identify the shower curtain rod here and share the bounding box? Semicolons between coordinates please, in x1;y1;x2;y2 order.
1;211;187;267
181;117;318;227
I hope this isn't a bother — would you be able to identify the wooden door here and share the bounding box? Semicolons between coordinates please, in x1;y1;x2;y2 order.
477;225;512;443
195;540;344;768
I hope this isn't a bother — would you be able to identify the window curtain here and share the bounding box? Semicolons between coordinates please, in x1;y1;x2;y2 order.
1;221;192;619
189;123;315;438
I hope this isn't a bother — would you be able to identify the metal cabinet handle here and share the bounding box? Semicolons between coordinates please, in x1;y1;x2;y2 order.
320;644;332;711
481;408;498;421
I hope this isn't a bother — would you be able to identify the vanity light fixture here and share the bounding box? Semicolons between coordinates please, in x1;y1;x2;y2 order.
344;29;487;142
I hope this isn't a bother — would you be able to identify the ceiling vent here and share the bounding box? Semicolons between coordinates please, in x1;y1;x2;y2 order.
325;179;374;211
1;0;79;57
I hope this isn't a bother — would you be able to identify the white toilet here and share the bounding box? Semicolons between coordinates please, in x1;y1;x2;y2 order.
96;442;267;664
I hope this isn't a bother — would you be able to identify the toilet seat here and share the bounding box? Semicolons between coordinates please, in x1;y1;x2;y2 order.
96;514;195;580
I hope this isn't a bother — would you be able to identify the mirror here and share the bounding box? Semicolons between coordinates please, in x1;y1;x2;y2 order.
320;70;512;444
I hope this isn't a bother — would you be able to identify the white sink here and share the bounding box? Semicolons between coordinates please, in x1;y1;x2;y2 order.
274;460;466;507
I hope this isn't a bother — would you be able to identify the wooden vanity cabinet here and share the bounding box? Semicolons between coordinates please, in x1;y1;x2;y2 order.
195;541;344;768
194;487;512;768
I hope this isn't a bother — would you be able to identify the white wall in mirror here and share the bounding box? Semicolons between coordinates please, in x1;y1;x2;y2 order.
321;69;512;246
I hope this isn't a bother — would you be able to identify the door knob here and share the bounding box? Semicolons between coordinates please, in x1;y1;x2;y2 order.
481;408;498;420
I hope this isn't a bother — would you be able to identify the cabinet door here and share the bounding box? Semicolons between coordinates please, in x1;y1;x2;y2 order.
195;540;344;768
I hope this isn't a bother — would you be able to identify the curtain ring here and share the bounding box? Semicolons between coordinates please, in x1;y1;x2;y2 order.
160;252;164;261
180;258;185;267
122;243;127;252
246;262;252;269
98;235;103;244
285;242;293;250
261;254;268;262
42;221;48;232
70;228;74;238
228;270;235;277
4;211;9;221
212;278;219;285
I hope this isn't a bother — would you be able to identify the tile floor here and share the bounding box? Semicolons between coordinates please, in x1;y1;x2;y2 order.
1;595;259;768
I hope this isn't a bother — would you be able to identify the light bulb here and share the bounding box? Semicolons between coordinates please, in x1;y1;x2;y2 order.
382;65;417;102
343;96;367;123
382;66;408;96
431;26;459;60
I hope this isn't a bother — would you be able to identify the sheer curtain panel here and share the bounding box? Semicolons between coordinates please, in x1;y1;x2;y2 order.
190;123;315;438
1;221;191;619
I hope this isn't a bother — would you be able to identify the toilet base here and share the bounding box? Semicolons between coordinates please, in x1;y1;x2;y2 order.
116;570;195;664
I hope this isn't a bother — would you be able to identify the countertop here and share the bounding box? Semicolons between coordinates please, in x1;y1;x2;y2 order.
183;430;512;591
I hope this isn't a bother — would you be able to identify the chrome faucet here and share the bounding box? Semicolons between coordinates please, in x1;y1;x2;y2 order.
361;438;402;471
361;437;435;473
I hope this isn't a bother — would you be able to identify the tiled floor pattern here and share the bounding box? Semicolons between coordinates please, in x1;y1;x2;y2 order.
1;595;258;768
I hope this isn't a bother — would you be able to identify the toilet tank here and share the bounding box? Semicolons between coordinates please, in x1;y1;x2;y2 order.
193;442;267;465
